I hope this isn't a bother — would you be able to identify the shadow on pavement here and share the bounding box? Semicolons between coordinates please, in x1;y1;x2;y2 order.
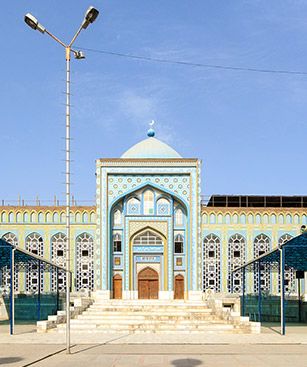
171;358;202;367
0;357;23;365
262;322;307;335
71;334;130;354
71;344;101;355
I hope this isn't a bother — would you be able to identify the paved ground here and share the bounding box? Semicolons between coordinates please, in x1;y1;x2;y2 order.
1;343;307;367
1;324;307;366
1;323;307;345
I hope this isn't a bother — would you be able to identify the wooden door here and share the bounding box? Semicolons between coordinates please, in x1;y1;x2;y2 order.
138;267;159;299
138;279;149;299
113;274;122;299
149;279;159;299
174;274;184;299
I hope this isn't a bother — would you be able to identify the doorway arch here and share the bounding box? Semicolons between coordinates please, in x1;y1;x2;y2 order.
174;274;184;299
138;267;159;299
113;274;122;299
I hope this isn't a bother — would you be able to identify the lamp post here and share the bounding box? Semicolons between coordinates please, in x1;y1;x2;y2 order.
24;6;99;354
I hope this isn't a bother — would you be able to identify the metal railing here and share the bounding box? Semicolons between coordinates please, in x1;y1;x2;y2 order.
201;195;307;208
0;198;95;207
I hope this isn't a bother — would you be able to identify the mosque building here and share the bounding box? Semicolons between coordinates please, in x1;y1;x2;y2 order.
0;127;306;300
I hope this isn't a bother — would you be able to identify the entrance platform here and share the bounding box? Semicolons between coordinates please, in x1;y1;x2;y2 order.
53;299;258;334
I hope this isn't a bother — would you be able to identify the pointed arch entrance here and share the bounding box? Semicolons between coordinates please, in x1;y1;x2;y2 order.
138;267;159;299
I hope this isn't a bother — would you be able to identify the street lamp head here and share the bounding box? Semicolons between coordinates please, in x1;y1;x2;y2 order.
74;51;86;60
82;6;99;29
24;13;46;33
85;6;99;23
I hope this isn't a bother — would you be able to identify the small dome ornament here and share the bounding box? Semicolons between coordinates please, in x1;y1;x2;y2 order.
121;118;182;158
147;120;155;137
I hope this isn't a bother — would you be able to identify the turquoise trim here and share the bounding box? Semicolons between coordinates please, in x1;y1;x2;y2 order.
109;181;189;210
108;182;190;292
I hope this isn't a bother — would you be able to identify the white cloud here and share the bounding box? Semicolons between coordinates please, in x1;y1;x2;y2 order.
119;90;156;122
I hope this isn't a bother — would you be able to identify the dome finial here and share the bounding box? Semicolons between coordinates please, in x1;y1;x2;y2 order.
147;120;155;137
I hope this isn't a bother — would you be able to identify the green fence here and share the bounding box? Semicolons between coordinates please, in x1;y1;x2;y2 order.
242;295;307;323
2;293;65;322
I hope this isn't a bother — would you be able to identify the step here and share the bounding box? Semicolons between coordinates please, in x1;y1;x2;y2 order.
79;315;216;320
57;329;250;334
91;302;209;306
73;314;219;320
56;330;240;334
87;307;212;313
57;324;236;333
93;300;207;304
71;319;224;327
84;309;213;315
90;303;209;306
76;315;218;321
57;321;235;329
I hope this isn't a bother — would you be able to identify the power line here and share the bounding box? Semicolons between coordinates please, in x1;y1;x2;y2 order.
77;46;307;76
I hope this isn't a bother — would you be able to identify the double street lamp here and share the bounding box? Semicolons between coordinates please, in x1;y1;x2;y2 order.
24;6;99;354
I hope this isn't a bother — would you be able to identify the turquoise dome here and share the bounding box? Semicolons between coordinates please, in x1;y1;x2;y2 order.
121;137;182;159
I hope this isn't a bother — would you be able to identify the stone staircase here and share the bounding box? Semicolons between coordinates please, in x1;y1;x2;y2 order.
55;299;260;334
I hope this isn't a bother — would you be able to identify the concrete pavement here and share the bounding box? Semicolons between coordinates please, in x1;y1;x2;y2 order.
1;323;307;366
1;343;307;367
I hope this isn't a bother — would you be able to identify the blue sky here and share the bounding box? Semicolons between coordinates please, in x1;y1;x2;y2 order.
1;1;307;204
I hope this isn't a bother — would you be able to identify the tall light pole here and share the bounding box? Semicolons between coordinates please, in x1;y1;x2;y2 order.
24;6;99;354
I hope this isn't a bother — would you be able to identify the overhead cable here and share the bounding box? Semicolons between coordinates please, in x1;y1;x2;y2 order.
77;46;307;76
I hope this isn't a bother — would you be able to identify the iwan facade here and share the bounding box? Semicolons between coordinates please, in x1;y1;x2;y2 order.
0;129;306;299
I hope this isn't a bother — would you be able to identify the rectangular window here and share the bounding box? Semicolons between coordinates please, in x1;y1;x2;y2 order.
57;250;64;257
208;250;215;257
82;250;89;257
175;242;183;254
234;251;241;258
113;241;122;252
